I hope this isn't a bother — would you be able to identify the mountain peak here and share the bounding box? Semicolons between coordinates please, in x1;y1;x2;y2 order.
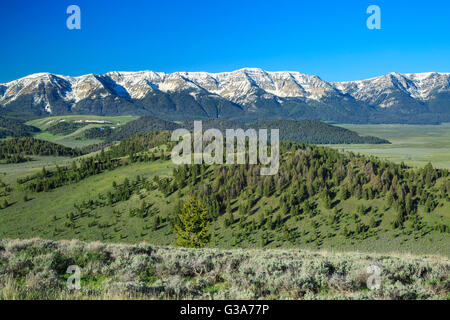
1;69;449;124
235;67;265;73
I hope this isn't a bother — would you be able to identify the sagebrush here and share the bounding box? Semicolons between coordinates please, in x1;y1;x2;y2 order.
0;239;448;300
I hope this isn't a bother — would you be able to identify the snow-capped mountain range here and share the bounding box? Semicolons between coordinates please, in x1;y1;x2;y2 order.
1;68;449;123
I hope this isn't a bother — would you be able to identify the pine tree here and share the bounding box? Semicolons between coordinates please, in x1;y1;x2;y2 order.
369;216;377;228
405;193;413;213
424;196;434;213
339;186;349;200
324;194;332;209
224;210;234;227
260;232;268;247
139;200;146;218
152;216;161;231
225;198;231;214
1;198;8;209
175;197;210;248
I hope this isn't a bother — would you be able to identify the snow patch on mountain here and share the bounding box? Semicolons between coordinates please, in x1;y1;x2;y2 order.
334;72;450;104
0;70;449;113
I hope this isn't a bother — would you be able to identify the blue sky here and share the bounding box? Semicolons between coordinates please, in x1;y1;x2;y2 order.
0;0;449;83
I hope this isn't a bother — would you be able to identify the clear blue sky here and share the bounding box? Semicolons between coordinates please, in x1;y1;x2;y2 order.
1;0;449;83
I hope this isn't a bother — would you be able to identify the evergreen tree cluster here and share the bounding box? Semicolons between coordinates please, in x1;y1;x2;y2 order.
46;121;86;135
0;137;82;163
249;120;391;144
17;131;171;192
147;140;449;246
0;116;40;139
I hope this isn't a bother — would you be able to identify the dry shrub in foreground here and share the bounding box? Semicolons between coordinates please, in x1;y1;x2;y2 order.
0;239;448;300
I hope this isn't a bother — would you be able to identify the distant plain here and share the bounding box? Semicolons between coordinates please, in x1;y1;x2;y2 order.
331;123;450;169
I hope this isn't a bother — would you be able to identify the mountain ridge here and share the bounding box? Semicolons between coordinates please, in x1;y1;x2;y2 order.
1;69;450;124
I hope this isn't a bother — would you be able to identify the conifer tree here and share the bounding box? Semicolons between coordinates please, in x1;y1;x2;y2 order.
175;197;210;248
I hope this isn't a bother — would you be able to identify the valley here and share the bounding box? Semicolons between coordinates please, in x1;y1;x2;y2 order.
331;123;450;169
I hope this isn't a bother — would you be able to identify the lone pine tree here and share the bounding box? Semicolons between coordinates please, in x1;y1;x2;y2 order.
175;197;211;248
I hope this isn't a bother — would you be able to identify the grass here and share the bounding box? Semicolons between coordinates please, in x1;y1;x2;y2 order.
330;123;450;169
0;157;448;256
0;156;73;184
0;160;177;244
26;115;137;131
26;115;138;148
0;239;448;300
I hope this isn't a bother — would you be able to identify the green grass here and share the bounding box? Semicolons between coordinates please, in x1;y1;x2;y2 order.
26;115;138;148
26;115;137;130
0;156;73;184
0;157;448;256
330;123;450;169
0;160;177;244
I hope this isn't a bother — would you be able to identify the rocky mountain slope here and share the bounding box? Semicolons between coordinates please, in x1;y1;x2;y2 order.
1;69;449;123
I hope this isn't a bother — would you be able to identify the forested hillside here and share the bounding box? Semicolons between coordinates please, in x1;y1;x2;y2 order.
250;120;390;144
0;131;447;255
0;116;40;139
82;116;180;141
46;121;87;135
181;119;249;132
102;117;390;145
0;137;81;163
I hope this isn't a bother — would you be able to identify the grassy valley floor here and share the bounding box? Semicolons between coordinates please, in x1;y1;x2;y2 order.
331;123;450;169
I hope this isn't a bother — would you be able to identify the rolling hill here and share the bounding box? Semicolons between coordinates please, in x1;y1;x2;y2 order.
249;120;390;144
0;116;40;139
46;116;390;145
0;132;447;256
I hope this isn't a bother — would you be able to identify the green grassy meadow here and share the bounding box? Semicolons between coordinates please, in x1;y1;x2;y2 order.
331;123;450;169
0;156;73;184
26;115;138;148
27;115;138;130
